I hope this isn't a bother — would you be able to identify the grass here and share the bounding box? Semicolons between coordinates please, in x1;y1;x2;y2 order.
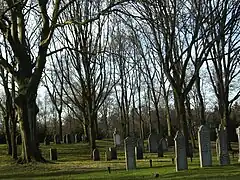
0;139;239;179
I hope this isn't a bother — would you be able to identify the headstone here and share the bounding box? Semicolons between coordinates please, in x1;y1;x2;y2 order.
236;126;240;162
135;146;143;159
109;147;117;160
50;148;58;160
148;133;159;153
217;125;230;165
137;138;144;152
75;134;80;143
113;128;121;147
66;134;72;144
188;143;194;160
44;136;50;145
124;137;137;170
157;142;163;157
198;125;212;167
105;149;111;161
160;138;168;152
174;131;188;171
93;148;100;161
16;135;22;145
54;134;61;144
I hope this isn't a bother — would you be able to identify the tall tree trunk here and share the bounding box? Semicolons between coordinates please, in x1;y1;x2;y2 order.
196;75;206;125
58;112;63;141
16;94;44;163
4;115;12;155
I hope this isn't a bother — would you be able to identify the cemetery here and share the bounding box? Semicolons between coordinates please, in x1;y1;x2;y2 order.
0;125;240;179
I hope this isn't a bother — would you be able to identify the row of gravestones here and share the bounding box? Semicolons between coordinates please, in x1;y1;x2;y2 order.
175;124;232;171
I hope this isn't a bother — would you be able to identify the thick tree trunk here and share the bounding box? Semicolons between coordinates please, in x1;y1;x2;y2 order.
89;113;97;155
16;94;44;163
4;116;12;155
58;112;63;141
196;75;206;125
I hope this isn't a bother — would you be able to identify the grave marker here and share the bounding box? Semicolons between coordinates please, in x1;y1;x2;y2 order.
124;137;137;170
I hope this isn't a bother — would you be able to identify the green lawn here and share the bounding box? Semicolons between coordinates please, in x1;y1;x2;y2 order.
0;139;239;179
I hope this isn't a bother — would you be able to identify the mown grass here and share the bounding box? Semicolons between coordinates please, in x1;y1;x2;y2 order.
0;139;239;179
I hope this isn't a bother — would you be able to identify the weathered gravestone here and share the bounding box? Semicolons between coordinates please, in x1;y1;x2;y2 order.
160;138;168;152
198;125;212;167
105;149;111;161
109;147;117;160
135;146;143;160
148;133;160;153
93;148;100;161
137;138;144;152
44;136;50;145
70;134;75;144
75;134;80;143
16;135;22;145
54;134;61;144
66;134;72;144
217;125;230;165
124;137;137;170
174;131;188;171
236;126;240;162
113;128;121;147
50;148;57;160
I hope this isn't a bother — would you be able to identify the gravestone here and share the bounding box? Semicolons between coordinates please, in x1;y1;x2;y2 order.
157;142;163;157
109;147;117;160
44;136;50;145
16;135;22;145
113;128;121;147
198;125;212;167
75;134;80;143
54;134;61;144
50;148;58;160
160;138;168;152
174;131;188;171
66;134;72;144
137;138;144;152
63;135;67;144
148;133;159;153
124;137;137;170
217;125;230;165
93;148;100;161
236;126;240;162
135;146;143;159
105;149;111;161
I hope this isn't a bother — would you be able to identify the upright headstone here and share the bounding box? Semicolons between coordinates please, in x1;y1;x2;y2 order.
66;134;72;144
167;136;174;147
70;134;75;144
137;138;144;152
75;134;80;143
93;148;100;161
217;125;230;165
148;133;159;153
44;136;50;145
135;146;143;160
113;128;121;147
124;137;137;170
198;125;212;167
174;131;188;171
160;138;168;152
109;147;117;160
50;148;58;160
236;126;240;162
54;134;61;144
